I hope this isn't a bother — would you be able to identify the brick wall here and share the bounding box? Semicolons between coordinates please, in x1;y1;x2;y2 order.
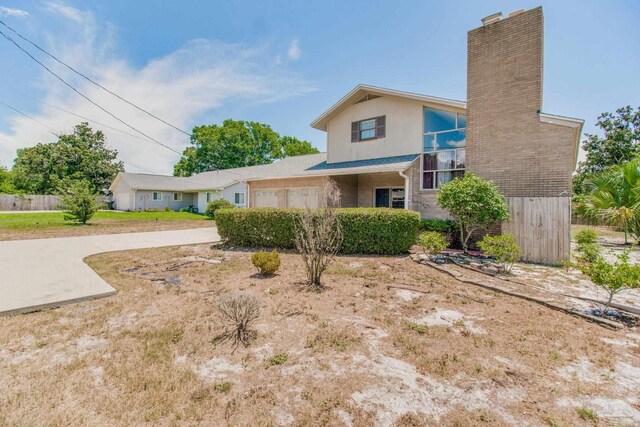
466;7;575;198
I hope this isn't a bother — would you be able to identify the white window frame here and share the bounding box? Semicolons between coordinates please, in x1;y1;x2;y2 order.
373;187;405;209
206;192;213;203
173;192;182;201
152;192;162;201
234;192;245;206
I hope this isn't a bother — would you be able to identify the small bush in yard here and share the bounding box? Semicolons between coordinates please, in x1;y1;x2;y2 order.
267;352;288;366
295;178;343;288
205;198;234;219
576;242;601;264
251;250;280;275
575;228;598;245
437;173;510;253
417;231;448;255
59;180;102;224
420;218;457;233
569;249;640;317
215;293;260;350
477;234;522;274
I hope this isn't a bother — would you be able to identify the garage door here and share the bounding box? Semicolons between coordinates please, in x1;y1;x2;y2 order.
254;190;279;208
287;188;319;209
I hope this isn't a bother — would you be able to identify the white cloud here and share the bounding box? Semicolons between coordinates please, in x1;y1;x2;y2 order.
287;38;301;60
0;3;314;174
0;6;29;17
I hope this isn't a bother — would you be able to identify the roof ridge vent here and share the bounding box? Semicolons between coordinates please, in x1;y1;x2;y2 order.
481;12;503;26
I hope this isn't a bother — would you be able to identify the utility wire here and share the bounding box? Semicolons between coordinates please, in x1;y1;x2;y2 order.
0;99;159;174
0;99;59;136
32;96;160;143
0;19;191;137
0;29;183;155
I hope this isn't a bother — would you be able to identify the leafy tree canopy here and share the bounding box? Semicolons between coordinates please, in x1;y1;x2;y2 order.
12;122;123;195
437;173;510;253
173;120;319;176
0;166;17;194
574;106;640;195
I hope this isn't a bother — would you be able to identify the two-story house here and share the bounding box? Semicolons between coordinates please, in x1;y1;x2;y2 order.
110;7;583;263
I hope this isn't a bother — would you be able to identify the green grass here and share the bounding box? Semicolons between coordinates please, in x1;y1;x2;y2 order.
0;211;208;230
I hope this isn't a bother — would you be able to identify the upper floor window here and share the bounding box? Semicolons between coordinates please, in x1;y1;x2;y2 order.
422;107;466;189
351;116;385;142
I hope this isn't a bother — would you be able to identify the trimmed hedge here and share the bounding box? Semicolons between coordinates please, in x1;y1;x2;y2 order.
216;207;420;255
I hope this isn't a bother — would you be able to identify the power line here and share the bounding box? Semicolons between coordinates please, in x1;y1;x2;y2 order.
0;99;158;174
0;99;59;136
28;95;160;143
0;28;183;155
0;19;191;137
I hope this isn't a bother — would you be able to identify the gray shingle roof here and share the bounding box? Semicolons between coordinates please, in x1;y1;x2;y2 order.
111;152;419;192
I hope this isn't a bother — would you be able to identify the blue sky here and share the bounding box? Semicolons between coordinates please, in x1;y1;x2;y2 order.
0;0;638;174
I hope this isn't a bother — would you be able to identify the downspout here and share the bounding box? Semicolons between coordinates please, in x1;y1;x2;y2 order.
399;170;410;210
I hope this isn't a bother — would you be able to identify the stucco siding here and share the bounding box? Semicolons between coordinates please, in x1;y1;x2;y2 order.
326;95;463;165
221;182;248;207
134;190;195;211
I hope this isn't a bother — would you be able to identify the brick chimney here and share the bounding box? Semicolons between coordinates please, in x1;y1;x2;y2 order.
466;6;575;198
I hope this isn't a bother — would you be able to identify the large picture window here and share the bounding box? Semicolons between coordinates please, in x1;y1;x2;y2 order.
422;107;466;189
351;116;385;142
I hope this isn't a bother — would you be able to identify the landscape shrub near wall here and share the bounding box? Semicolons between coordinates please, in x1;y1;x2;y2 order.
216;208;420;255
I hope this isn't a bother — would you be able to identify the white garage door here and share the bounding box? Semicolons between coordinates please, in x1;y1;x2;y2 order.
287;188;319;209
254;190;279;208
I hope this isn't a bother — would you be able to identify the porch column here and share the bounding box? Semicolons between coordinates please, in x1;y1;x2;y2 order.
399;171;410;209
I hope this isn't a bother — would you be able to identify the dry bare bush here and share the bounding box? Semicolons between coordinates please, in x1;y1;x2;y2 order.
215;292;260;350
295;178;344;289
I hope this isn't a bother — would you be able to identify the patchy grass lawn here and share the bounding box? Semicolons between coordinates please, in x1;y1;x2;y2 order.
1;245;638;426
0;211;210;240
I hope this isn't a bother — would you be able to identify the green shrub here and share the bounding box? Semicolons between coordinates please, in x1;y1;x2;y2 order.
575;228;598;245
420;218;457;233
216;208;420;255
59;180;101;224
417;231;448;255
437;173;510;253
251;250;281;275
577;242;601;264
205;199;235;219
477;234;522;274
267;353;288;366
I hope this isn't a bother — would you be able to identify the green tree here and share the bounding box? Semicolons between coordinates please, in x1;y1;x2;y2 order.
173;120;318;176
574;106;640;195
437;173;510;253
59;180;102;224
0;166;16;194
12;122;123;194
570;249;640;316
576;159;640;244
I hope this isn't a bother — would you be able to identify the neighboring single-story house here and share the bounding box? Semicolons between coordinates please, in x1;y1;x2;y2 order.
109;7;583;263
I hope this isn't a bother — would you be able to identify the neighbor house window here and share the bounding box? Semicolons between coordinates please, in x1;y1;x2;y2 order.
173;192;182;201
234;192;245;205
422;107;466;189
152;192;162;201
206;192;213;202
351;116;385;142
374;188;405;209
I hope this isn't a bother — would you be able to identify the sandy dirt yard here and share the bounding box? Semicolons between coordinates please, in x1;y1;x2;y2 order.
0;244;639;426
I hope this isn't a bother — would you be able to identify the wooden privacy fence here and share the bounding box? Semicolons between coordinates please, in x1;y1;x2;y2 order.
502;197;571;265
0;194;62;211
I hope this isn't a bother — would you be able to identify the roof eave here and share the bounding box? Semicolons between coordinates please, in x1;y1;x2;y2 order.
310;84;467;131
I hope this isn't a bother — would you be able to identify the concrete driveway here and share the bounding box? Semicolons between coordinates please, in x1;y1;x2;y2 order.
0;227;219;316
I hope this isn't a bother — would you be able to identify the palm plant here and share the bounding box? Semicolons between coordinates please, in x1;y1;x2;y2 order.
577;159;640;244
